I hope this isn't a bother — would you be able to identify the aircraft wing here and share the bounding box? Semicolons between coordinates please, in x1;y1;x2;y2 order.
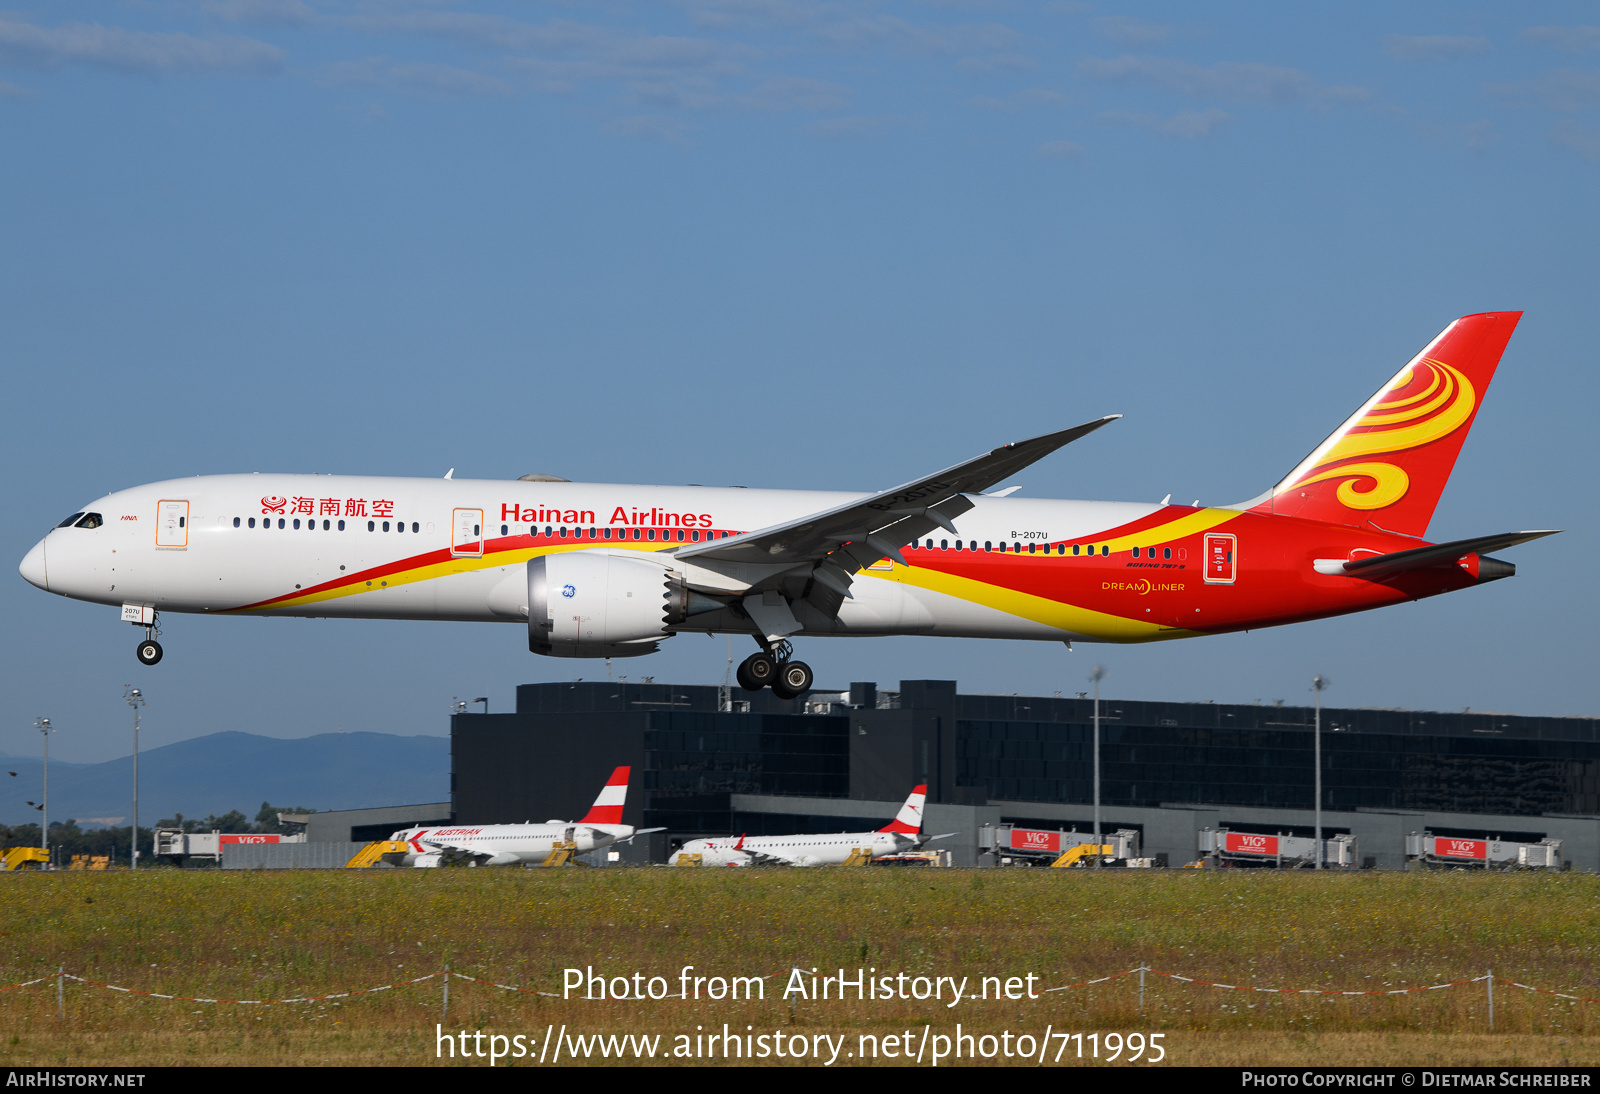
418;838;482;863
671;417;1120;574
741;847;804;867
621;827;667;843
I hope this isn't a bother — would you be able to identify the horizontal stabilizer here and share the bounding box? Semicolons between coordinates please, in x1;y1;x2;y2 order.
1341;530;1558;578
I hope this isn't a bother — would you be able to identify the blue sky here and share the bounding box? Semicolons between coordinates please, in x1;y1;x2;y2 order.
3;2;1597;762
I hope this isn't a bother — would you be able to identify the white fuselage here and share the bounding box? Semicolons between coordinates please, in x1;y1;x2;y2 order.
20;472;1163;642
678;830;916;867
392;821;637;867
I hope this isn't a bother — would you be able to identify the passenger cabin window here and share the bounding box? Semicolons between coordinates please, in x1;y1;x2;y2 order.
233;517;240;528
277;518;285;529
248;518;256;528
338;520;346;531
57;513;85;528
383;521;391;532
368;520;375;531
74;513;103;529
1164;547;1172;559
412;522;419;533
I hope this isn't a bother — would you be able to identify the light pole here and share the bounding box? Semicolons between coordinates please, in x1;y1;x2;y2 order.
1090;665;1105;869
124;687;144;870
1311;675;1328;871
34;718;53;866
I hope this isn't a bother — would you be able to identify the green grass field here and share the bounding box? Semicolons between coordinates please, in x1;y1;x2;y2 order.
2;868;1597;1067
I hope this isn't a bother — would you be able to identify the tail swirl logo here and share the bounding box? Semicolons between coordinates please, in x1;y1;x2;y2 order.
1290;358;1475;510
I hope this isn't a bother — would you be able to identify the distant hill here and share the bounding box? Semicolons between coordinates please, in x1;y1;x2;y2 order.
0;732;449;826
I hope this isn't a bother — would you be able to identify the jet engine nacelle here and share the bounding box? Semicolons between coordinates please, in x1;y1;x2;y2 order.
526;550;721;658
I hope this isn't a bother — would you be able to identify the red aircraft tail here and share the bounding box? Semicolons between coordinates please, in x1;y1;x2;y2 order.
579;766;629;825
878;785;927;835
1250;312;1521;538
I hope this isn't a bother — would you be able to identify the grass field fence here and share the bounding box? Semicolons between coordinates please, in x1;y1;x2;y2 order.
8;963;1600;1031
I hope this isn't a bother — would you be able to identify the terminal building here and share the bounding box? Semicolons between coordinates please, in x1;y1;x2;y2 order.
434;679;1600;871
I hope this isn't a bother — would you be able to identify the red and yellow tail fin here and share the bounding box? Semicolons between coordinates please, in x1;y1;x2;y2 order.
1253;312;1521;537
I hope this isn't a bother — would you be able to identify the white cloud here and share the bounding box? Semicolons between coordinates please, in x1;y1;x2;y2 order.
0;17;284;76
202;0;316;30
602;114;694;144
1518;26;1600;55
324;58;515;98
803;113;907;139
1551;120;1600;159
0;78;33;97
1382;35;1490;61
1101;107;1231;138
970;86;1069;110
1078;54;1369;105
1092;16;1178;47
1034;139;1083;158
1487;69;1600;112
957;51;1036;75
734;76;852;111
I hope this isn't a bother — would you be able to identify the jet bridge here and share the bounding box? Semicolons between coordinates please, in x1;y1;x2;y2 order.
1197;827;1357;868
980;824;1142;865
1406;832;1563;869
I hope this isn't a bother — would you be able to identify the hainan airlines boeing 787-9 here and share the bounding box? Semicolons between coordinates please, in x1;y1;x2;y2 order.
19;313;1553;698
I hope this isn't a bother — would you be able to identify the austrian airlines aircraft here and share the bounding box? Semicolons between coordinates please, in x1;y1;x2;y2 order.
20;313;1553;698
675;785;949;867
389;765;661;867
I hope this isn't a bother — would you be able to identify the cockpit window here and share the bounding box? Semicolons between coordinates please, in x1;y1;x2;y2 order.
57;513;85;528
73;513;103;529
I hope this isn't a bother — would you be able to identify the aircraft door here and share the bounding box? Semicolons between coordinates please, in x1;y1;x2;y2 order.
156;500;189;547
452;509;484;558
1203;533;1236;584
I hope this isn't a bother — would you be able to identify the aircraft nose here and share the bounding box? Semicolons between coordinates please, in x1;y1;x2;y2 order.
19;538;47;591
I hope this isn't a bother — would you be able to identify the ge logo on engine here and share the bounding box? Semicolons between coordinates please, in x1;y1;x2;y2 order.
561;584;577;598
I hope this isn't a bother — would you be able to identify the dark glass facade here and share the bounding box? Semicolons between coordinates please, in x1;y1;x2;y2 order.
452;682;1598;858
957;709;1599;817
642;712;849;834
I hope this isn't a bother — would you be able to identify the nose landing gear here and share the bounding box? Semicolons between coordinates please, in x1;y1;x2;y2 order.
736;640;813;700
134;613;163;666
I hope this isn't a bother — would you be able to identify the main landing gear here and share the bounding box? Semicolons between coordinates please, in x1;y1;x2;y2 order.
134;614;163;666
736;640;813;701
